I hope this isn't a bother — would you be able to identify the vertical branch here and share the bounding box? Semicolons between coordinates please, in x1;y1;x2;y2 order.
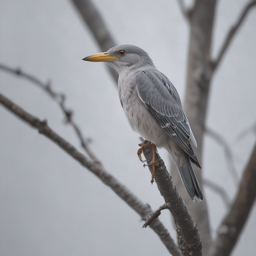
171;1;217;254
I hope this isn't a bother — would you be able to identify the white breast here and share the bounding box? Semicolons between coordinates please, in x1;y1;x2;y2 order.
118;72;169;148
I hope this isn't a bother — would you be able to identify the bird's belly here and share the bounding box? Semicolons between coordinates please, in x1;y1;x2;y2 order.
123;95;168;148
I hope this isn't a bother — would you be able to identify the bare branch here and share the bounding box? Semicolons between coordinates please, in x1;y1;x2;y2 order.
71;0;118;83
176;0;193;21
0;93;180;256
208;142;256;256
0;63;100;164
205;127;239;185
203;179;230;209
176;2;218;252
211;0;256;71
236;121;256;143
143;203;171;228
142;143;202;256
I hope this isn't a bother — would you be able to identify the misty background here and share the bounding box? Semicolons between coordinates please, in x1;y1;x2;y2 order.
0;0;256;255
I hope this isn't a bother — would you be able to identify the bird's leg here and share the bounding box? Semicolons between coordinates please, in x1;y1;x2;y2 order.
150;144;158;184
137;141;158;184
137;141;151;162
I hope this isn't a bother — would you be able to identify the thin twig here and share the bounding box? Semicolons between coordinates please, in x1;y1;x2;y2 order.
205;127;239;185
142;142;202;256
203;179;230;208
0;93;181;256
235;121;256;143
211;0;256;71
0;63;100;164
143;203;171;228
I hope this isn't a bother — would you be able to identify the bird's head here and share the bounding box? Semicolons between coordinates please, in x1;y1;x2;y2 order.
83;45;154;73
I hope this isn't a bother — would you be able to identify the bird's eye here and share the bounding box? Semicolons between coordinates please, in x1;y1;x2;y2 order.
118;50;126;56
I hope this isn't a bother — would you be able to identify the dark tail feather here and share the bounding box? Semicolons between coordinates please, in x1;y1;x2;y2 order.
177;156;203;201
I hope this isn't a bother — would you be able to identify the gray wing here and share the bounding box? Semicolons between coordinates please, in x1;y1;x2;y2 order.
136;70;200;167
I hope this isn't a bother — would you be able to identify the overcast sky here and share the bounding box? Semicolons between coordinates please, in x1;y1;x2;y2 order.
1;0;256;255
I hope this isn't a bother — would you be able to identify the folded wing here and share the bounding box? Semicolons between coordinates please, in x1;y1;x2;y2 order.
136;70;200;167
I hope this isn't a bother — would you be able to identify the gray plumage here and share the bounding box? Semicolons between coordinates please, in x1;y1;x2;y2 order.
84;44;203;201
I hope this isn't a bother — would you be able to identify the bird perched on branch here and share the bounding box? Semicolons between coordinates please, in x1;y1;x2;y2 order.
83;45;203;201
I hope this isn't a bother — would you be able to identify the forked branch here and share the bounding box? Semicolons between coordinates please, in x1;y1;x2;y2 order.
0;63;99;163
211;0;256;71
0;93;180;256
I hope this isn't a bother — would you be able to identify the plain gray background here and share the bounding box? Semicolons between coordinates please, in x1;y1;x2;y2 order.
1;0;256;255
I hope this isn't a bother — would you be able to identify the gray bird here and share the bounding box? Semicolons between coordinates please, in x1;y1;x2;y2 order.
83;45;203;201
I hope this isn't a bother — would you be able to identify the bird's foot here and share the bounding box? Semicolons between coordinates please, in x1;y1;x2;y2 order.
149;144;158;184
137;141;151;162
137;141;158;184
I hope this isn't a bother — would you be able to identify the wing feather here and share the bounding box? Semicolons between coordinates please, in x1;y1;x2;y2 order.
136;70;200;167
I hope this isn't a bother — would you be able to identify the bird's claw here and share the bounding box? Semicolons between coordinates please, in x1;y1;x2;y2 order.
137;141;151;162
137;142;157;185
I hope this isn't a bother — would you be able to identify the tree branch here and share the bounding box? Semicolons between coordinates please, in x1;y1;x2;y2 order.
236;121;256;143
143;203;171;228
205;127;239;185
71;0;118;83
0;63;100;163
211;0;256;71
174;1;217;253
0;93;180;256
208;142;256;256
203;179;230;209
176;0;193;21
142;143;202;256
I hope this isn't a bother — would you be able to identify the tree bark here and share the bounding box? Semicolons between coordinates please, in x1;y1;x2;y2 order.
171;0;217;254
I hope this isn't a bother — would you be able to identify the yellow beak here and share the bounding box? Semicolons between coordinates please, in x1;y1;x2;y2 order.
83;52;118;62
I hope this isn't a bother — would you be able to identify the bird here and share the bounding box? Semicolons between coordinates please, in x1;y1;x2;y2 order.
83;44;203;201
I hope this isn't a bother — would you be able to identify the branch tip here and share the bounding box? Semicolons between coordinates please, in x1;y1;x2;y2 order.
212;0;256;71
143;203;171;228
0;63;100;162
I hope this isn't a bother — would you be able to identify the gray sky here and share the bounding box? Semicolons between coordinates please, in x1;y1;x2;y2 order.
0;0;256;255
